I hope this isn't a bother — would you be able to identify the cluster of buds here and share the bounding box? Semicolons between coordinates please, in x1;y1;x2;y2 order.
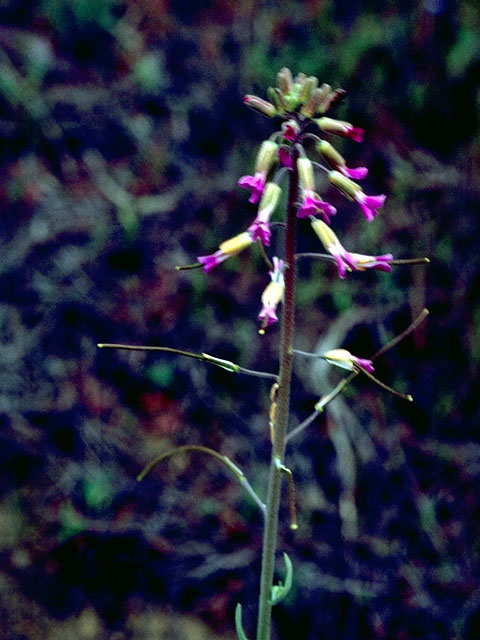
195;68;393;331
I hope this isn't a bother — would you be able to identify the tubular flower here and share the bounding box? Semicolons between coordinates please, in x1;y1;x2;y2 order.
323;348;374;374
354;192;387;222
197;231;254;273
239;140;279;204
316;140;368;180
310;219;393;279
258;257;285;332
247;182;282;246
328;170;386;222
297;158;336;223
315;116;364;142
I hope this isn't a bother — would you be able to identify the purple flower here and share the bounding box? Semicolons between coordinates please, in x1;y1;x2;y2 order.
329;246;393;279
297;189;337;223
238;171;266;204
351;355;375;373
248;219;271;245
197;251;226;273
316;140;368;180
247;182;282;246
197;231;254;273
279;147;292;167
281;119;300;141
316;117;364;142
340;165;369;180
343;125;364;143
353;192;387;222
258;257;285;332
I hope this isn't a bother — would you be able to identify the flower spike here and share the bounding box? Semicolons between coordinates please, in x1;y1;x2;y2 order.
197;231;254;273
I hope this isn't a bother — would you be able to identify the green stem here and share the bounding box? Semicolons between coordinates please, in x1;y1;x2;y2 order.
256;147;299;640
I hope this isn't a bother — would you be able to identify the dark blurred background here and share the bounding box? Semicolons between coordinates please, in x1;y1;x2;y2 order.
1;1;479;638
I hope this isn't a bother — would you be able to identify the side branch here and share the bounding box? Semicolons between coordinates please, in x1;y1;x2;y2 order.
138;445;266;516
97;344;277;381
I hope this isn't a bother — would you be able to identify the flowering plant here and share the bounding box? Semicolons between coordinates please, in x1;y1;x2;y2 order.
99;68;429;640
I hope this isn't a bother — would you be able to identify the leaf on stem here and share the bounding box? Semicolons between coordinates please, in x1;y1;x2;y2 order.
271;552;293;605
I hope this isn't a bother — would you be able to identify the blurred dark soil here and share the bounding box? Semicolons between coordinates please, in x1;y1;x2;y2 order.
1;1;480;639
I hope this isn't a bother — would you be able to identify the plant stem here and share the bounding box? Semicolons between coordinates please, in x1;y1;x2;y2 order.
256;148;299;640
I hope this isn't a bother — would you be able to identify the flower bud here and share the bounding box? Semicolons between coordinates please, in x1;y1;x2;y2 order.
297;157;315;191
255;140;279;175
281;119;300;141
310;218;338;249
277;67;293;95
315;117;364;142
267;87;286;114
316;139;344;167
317;140;369;179
328;170;362;200
298;75;318;104
316;83;333;113
243;95;277;118
301;87;330;118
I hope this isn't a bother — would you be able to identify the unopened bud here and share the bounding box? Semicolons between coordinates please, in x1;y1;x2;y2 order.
267;87;286;113
316;83;333;113
297;157;315;191
243;95;277;118
323;349;356;371
301;87;330;118
294;72;307;86
281;119;301;141
315;116;364;142
310;218;338;249
258;182;282;214
316;140;345;167
323;348;374;374
255;140;279;175
277;67;293;95
298;75;318;104
328;170;362;200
